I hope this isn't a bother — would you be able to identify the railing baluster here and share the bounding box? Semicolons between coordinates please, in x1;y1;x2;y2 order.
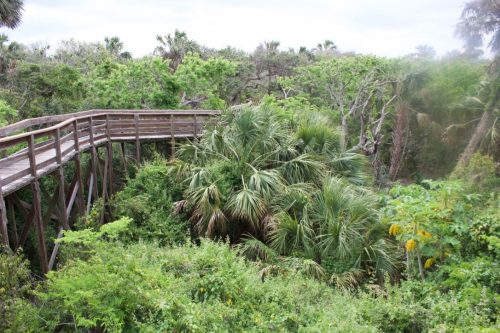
170;114;175;157
194;114;198;138
135;114;140;164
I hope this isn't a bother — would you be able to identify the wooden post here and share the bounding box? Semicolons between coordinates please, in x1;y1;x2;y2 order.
28;134;48;274
55;128;69;230
15;194;35;250
99;153;109;225
73;120;85;217
7;197;18;249
170;114;175;158
120;142;128;177
89;117;99;200
134;114;140;164
86;173;94;215
0;175;9;247
194;114;198;138
106;115;114;195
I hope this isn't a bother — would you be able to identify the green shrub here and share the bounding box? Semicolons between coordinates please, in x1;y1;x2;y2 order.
358;279;497;332
0;251;42;333
83;159;188;245
451;153;499;192
32;225;376;332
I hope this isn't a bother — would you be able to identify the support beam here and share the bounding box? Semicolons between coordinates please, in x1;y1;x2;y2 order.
28;134;48;274
55;128;69;230
89;117;99;200
170;114;175;159
48;228;63;271
107;144;114;196
105;115;114;195
42;184;60;228
99;153;109;225
0;184;9;247
134;114;141;164
7;197;18;249
120;142;128;177
86;173;94;216
15;194;35;250
66;182;79;220
73;120;85;217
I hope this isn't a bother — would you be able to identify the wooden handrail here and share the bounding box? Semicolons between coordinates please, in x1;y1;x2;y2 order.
1;109;221;271
0;110;220;144
0;109;220;137
0;109;220;196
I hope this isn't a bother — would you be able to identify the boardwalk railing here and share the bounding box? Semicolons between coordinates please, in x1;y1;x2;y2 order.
0;109;219;272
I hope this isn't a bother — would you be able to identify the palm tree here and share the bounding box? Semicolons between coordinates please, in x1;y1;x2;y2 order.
267;177;396;288
0;0;23;29
172;106;394;286
104;36;124;56
155;30;199;71
456;0;500;53
455;0;500;167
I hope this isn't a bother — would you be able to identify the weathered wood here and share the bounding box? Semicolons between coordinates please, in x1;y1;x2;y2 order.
89;117;99;200
28;135;48;273
106;116;114;195
7;196;18;248
72;120;85;217
12;193;34;249
135;114;140;164
194;114;198;138
55;128;69;230
170;114;175;158
0;176;8;247
99;153;109;225
42;183;60;228
86;173;94;216
0;109;219;137
48;228;63;270
66;180;79;222
0;109;220;271
120;142;128;176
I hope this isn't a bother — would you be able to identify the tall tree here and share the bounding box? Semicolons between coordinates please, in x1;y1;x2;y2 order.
456;0;500;53
456;0;500;168
104;36;124;56
155;30;199;71
0;0;23;29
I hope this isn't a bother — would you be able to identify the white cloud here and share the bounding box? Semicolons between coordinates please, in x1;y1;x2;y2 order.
1;0;469;57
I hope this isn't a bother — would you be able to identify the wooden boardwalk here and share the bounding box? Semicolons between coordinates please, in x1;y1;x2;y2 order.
0;109;219;272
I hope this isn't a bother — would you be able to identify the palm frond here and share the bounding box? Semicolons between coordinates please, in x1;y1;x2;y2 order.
279;154;326;184
186;182;227;237
329;268;365;290
227;187;266;230
247;167;284;200
239;236;278;262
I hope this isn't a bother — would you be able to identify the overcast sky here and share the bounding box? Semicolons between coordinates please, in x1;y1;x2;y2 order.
2;0;471;57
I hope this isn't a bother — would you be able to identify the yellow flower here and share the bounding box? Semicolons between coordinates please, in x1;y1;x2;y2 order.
424;257;435;269
405;239;416;252
199;287;205;293
417;230;432;238
389;224;401;236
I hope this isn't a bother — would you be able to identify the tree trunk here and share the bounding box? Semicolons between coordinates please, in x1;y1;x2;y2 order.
389;101;409;180
340;116;348;151
456;88;499;168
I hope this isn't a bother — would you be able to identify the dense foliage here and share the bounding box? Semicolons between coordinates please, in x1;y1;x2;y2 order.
1;0;499;331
